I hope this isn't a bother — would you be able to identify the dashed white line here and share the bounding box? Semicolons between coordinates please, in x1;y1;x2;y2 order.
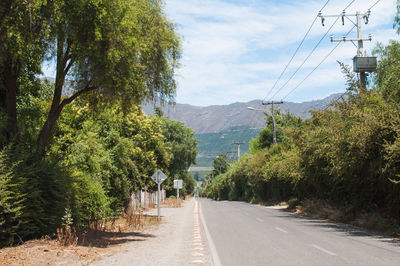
311;244;337;256
256;218;264;222
275;227;288;233
243;212;249;216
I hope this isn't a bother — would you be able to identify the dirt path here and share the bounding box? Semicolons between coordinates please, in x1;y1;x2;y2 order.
91;198;213;266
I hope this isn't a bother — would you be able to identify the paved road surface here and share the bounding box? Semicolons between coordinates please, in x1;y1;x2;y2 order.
200;198;400;266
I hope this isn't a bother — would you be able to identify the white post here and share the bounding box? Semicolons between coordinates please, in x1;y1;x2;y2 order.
177;187;180;207
157;182;161;220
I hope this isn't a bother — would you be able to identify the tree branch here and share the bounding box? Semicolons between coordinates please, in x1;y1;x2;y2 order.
58;85;97;111
64;58;74;74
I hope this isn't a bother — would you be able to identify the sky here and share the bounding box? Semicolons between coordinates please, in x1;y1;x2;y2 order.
163;0;399;106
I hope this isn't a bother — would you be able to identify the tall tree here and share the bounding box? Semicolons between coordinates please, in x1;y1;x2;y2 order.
37;0;180;156
159;117;198;195
0;0;50;143
160;117;198;177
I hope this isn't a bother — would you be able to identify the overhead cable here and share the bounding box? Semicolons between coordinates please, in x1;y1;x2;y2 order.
262;0;331;101
267;0;358;100
281;24;357;100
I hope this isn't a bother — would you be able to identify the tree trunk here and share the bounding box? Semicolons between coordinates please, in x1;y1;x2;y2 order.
37;106;63;157
37;36;66;157
4;58;18;142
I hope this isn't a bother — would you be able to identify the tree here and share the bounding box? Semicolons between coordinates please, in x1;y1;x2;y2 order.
394;0;400;34
373;41;400;103
159;117;198;195
213;153;229;176
0;0;50;142
250;110;303;152
37;0;181;156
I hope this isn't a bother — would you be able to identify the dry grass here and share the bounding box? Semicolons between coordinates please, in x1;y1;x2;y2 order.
0;210;162;265
161;197;183;208
57;225;78;246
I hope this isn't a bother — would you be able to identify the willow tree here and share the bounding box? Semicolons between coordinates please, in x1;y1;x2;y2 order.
0;0;50;143
37;0;180;156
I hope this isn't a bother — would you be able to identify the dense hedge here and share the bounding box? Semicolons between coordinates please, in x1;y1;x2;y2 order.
203;41;400;221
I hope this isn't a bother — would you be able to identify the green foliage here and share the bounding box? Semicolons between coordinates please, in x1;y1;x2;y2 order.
394;0;400;34
0;146;69;247
159;117;198;196
203;41;400;223
373;40;400;103
0;0;190;248
196;126;261;166
250;110;303;153
212;153;230;176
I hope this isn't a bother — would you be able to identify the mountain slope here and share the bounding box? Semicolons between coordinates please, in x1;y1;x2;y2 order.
142;93;343;134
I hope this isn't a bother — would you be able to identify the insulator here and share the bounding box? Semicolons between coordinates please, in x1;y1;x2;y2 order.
363;15;369;24
342;11;345;25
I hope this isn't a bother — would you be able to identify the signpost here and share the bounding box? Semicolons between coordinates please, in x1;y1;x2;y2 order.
151;169;167;220
173;179;183;207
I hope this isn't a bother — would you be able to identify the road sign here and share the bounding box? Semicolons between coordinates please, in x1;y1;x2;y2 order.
151;169;167;220
173;179;183;189
151;169;167;185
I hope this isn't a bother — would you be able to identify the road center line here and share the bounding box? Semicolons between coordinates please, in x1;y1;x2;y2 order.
256;218;264;222
311;244;337;256
275;227;287;233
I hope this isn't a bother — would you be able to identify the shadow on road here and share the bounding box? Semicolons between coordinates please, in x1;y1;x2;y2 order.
274;209;400;248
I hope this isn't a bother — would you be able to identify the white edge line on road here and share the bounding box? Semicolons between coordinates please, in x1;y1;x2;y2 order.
311;244;337;256
199;199;222;266
275;227;287;233
256;218;264;222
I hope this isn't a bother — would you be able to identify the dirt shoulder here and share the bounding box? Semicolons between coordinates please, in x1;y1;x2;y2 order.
91;198;195;266
0;199;192;266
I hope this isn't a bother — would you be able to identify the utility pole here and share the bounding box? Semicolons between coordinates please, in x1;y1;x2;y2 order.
231;142;244;161
262;101;283;144
319;9;377;88
226;151;236;162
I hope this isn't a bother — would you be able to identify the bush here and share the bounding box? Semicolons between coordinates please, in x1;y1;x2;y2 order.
288;198;300;210
0;146;69;247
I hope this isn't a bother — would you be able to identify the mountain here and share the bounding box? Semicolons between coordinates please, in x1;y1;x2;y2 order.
142;93;343;134
195;126;261;167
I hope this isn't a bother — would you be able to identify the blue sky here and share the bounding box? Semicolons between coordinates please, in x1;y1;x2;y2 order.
164;0;399;106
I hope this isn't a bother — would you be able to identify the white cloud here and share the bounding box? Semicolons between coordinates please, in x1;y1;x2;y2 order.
165;0;399;106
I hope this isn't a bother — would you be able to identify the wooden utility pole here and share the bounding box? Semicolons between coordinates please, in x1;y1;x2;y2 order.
231;142;245;160
262;101;283;144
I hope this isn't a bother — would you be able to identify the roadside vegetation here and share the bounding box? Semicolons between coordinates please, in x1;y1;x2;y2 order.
0;0;197;248
202;6;400;237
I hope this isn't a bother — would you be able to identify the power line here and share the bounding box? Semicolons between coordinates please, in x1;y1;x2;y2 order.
262;0;331;102
344;0;357;10
235;0;359;158
239;0;334;148
368;0;381;10
268;0;358;101
269;16;340;100
281;0;383;101
282;25;357;100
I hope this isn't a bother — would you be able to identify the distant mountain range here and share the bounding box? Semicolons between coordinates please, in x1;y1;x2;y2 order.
50;76;343;135
142;93;343;134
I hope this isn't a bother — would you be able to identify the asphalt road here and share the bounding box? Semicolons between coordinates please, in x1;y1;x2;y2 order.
199;198;400;266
